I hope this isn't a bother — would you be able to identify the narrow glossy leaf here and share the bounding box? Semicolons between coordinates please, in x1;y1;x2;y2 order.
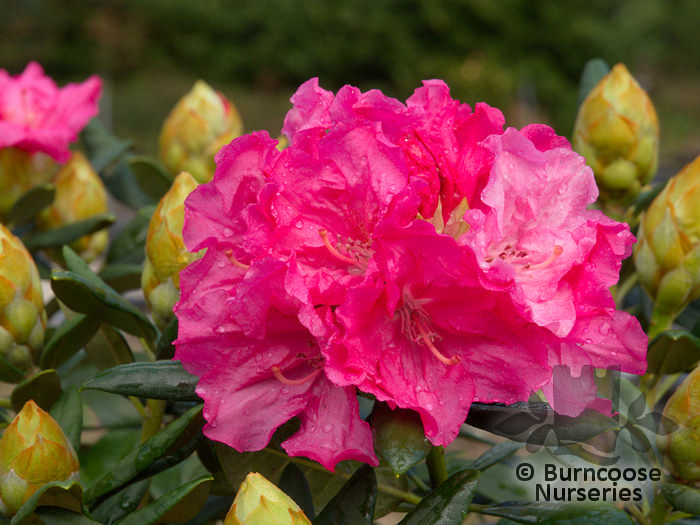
465;402;619;446
99;263;144;292
662;483;700;515
106;205;155;265
51;270;156;341
91;480;150;525
32;508;102;525
11;369;62;412
82;361;199;401
633;179;668;215
280;463;315;521
62;245;106;285
130;155;174;202
372;402;431;475
647;330;700;377
84;324;135;370
81;118;133;173
10;480;83;525
0;352;26;383
577;58;610;106
470;441;524;471
80;429;142;489
398;469;480;525
155;317;178;360
50;386;84;452
84;404;204;505
7;183;55;226
483;502;635;524
40;313;101;370
113;475;212;525
104;161;155;209
314;464;376;525
22;213;115;251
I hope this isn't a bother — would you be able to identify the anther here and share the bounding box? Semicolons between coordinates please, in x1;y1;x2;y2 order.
319;229;356;265
271;365;323;386
224;248;250;270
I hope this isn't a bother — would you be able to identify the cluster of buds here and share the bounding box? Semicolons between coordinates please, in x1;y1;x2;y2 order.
572;63;659;218
224;472;311;525
633;155;700;331
36;151;110;262
142;171;204;330
0;401;80;516
0;224;46;373
158;80;243;184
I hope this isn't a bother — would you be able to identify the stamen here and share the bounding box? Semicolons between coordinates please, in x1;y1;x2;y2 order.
224;248;249;270
413;315;461;366
319;229;356;265
524;245;563;271
271;365;323;386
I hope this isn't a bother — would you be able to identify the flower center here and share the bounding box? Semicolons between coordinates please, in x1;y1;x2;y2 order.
271;355;325;386
484;243;563;273
319;229;372;274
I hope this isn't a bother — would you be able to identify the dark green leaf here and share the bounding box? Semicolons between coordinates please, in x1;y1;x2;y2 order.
99;263;144;292
465;402;619;446
662;483;700;515
81;361;199;401
398;469;480;525
372;402;432;476
113;475;212;525
106;205;155;265
10;480;83;525
483;502;635;524
84;404;204;505
22;213;115;251
314;464;376;525
11;369;62;413
130;155;174;202
0;352;26;383
647;330;700;377
81;118;133;173
40;314;101;370
7;184;55;226
91;480;150;525
633;179;668;215
80;429;142;489
104;161;155;209
279;463;315;521
33;507;103;525
51;271;157;341
50;386;84;452
470;441;524;471
62;245;106;286
156;317;178;360
84;324;135;370
577;58;610;106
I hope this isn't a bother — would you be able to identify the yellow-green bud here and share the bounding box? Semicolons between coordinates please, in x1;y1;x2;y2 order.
158;81;243;184
0;224;46;371
659;365;700;481
0;400;80;516
572;63;659;215
142;172;203;330
634;156;700;319
0;148;57;221
36;151;109;262
224;472;312;525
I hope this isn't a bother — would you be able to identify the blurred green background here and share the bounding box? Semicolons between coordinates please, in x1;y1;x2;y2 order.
3;0;700;175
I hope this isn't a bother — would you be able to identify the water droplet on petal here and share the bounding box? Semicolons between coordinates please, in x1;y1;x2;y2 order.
254;353;262;362
223;227;233;237
322;423;333;433
584;338;593;344
557;183;568;195
281;386;290;395
215;325;226;334
295;220;304;229
599;324;610;335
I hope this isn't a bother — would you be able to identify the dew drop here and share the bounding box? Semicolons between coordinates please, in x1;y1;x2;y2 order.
217;260;226;268
557;183;568;195
215;325;226;334
223;227;233;237
281;386;290;395
322;423;333;433
295;220;304;229
584;338;593;344
598;324;610;336
209;419;218;428
254;353;263;362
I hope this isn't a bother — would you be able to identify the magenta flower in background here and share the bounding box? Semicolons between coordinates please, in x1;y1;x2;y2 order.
0;62;101;162
174;78;647;469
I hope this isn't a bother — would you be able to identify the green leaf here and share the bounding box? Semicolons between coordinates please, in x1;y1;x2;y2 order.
84;404;204;506
647;330;700;377
7;184;55;226
314;464;376;525
10;480;83;525
156;317;178;360
465;402;619;446
80;429;142;489
106;205;155;265
81;361;199;401
398;469;480;525
633;179;668;215
22;213;115;251
99;263;144;292
577;58;610;106
51;270;157;341
130;155;174;202
662;483;700;515
372;401;432;476
81;118;133;174
113;475;212;525
470;441;524;472
84;324;135;370
40;314;101;370
11;369;62;413
483;502;635;524
91;480;150;525
33;508;103;525
279;463;315;521
50;386;84;452
0;352;26;383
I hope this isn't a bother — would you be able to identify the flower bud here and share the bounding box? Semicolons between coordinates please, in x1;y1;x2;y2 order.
158;81;243;184
633;156;700;321
0;224;46;372
36;151;109;262
572;63;659;214
0;148;57;220
0;400;80;516
658;365;700;481
224;472;312;525
142;172;203;330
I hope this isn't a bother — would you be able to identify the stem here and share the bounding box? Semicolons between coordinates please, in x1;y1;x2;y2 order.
0;398;11;409
139;337;157;362
613;272;639;307
426;446;448;489
140;398;166;443
648;308;675;341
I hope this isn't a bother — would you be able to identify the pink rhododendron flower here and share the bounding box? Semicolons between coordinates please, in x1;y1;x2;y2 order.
0;62;101;162
174;78;647;469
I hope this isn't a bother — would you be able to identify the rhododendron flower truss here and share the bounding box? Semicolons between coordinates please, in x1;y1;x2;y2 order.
175;78;648;470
